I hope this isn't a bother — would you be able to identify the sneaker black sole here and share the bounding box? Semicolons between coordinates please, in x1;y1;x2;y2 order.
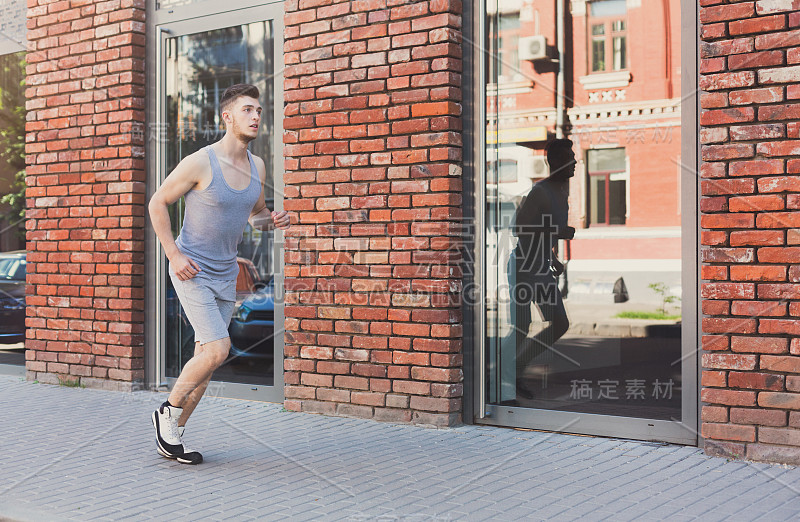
156;445;203;465
177;451;203;465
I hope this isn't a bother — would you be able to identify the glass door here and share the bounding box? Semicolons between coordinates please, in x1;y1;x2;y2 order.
480;0;696;444
153;4;284;401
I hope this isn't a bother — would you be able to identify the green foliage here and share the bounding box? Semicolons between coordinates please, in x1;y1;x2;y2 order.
615;311;681;320
0;171;25;230
0;52;26;241
648;282;681;317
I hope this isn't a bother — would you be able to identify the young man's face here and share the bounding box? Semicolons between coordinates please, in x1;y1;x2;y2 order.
224;96;262;142
564;150;576;178
550;148;576;182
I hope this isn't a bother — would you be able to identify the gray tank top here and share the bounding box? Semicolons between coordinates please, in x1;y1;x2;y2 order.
174;145;262;280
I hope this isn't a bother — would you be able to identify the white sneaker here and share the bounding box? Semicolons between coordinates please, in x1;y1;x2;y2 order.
152;401;185;458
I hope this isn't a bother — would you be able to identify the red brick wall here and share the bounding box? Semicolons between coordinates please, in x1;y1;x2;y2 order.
699;0;800;464
282;0;464;427
25;0;146;391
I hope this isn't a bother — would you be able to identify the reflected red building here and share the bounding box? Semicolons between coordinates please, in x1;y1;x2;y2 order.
489;0;683;302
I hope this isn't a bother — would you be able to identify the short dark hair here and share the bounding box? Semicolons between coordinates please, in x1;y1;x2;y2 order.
220;83;260;116
545;138;574;179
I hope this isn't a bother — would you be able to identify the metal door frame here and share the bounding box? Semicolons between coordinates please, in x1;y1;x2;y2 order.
144;0;285;403
467;0;700;445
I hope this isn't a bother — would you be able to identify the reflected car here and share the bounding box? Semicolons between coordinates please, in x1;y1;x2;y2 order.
228;277;274;364
0;251;26;344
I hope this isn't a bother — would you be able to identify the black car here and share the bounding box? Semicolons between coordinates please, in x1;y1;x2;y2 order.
0;251;26;344
228;277;275;364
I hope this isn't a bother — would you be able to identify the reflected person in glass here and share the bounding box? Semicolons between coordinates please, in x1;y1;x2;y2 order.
509;138;575;400
148;83;291;464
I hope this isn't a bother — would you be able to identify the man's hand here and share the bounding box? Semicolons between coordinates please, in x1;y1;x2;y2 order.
170;251;201;281
271;210;291;230
551;258;565;277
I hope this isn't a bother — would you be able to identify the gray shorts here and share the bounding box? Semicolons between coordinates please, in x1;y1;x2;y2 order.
169;265;236;345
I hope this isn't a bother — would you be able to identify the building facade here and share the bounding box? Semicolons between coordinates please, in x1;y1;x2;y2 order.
12;0;800;464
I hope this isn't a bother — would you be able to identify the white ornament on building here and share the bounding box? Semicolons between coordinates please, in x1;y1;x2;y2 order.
587;90;627;103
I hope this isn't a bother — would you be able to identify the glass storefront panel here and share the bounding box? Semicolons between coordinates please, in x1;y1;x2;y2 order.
163;20;277;386
0;51;27;366
485;0;684;424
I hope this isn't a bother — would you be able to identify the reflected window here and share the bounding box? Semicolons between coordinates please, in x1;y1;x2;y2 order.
589;0;627;73
591;24;605;72
499;13;521;81
488;12;522;83
487;159;518;183
587;148;626;226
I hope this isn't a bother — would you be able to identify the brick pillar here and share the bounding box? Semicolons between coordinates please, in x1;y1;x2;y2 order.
282;0;464;426
25;0;146;391
699;1;800;464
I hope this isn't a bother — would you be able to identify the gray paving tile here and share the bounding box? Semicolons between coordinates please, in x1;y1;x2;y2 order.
1;374;800;520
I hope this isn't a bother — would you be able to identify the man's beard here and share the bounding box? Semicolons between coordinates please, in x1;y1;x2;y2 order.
231;120;257;143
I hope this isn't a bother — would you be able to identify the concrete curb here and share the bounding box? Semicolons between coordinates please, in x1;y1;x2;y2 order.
568;321;681;338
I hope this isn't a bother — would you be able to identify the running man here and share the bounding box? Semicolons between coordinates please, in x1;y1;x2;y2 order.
148;83;290;464
509;138;575;400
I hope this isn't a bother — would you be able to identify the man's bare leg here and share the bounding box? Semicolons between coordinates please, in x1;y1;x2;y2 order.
167;336;230;410
176;342;212;427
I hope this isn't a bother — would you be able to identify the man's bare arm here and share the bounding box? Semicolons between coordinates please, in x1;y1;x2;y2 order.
248;155;291;231
148;152;204;280
249;200;273;231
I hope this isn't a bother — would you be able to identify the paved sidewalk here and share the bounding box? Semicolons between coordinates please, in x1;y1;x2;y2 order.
1;374;800;521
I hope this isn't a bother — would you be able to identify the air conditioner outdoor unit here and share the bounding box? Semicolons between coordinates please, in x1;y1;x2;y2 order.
530;156;549;178
519;35;549;61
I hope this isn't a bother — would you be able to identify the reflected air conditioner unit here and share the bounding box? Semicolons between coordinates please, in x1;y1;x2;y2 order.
530;156;549;178
519;35;549;61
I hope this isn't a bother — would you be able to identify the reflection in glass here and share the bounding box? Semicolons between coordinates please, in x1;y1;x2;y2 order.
0;51;26;253
590;0;627;18
588;147;625;172
591;25;605;72
589;2;627;74
497;159;518;183
611;20;628;71
589;175;605;225
498;13;521;81
613;35;626;70
588;148;627;226
609;177;627;225
164;21;277;386
485;0;682;422
0;51;26;365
